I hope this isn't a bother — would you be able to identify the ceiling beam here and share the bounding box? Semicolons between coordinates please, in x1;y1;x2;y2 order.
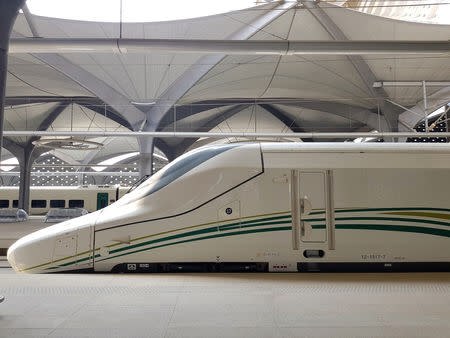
4;130;450;139
8;38;450;56
374;81;450;88
5;96;101;106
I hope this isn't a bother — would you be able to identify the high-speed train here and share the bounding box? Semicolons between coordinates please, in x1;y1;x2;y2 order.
0;185;130;214
7;143;450;273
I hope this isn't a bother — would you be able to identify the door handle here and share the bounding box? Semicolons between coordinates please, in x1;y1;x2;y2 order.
300;197;312;240
300;221;312;238
300;197;312;216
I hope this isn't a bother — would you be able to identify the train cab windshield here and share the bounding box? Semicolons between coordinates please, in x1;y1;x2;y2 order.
121;144;238;203
127;174;150;193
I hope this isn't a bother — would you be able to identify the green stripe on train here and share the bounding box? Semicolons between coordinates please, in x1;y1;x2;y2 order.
45;207;450;270
109;220;291;256
309;207;450;216
311;224;450;237
48;219;291;269
304;216;450;228
97;226;292;263
98;223;450;264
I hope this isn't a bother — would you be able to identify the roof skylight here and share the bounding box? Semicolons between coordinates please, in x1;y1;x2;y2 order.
93;152;139;172
27;0;257;23
92;151;168;172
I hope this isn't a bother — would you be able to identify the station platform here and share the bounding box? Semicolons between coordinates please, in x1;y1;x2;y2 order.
1;220;449;337
0;270;449;337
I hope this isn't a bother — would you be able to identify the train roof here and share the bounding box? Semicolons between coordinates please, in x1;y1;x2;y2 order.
260;142;450;154
0;185;119;190
260;142;450;169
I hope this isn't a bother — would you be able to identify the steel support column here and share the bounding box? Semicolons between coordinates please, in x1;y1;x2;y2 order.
18;147;34;212
0;50;7;162
138;137;154;178
14;143;46;213
0;0;26;162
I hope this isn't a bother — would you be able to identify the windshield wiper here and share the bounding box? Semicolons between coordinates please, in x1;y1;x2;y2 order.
127;174;150;194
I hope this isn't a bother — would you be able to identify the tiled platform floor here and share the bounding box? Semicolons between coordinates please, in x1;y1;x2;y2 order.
0;270;449;337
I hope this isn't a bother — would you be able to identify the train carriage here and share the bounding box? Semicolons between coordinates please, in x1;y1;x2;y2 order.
0;185;129;214
7;143;450;273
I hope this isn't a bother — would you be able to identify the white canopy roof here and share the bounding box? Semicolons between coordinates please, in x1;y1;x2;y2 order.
3;1;449;171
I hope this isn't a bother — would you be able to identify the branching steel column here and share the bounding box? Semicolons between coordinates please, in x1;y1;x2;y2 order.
138;137;154;178
14;20;146;176
21;3;39;38
31;53;145;129
0;0;25;163
28;102;67;146
301;0;400;132
2;136;46;212
18;146;34;212
0;50;8;160
14;102;68;212
17;145;48;212
12;30;145;130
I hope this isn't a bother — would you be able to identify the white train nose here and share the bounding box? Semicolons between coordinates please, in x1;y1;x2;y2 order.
7;231;56;273
6;244;18;271
7;212;97;273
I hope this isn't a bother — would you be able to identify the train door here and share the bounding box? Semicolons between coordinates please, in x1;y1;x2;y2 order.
291;170;335;251
52;225;94;270
97;193;108;210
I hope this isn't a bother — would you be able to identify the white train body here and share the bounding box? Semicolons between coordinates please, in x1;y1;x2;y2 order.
7;143;450;273
0;185;129;214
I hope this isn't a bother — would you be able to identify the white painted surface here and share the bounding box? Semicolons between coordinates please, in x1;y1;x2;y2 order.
0;269;449;337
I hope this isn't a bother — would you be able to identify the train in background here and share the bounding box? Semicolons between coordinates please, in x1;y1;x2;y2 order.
7;142;450;274
0;185;130;214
